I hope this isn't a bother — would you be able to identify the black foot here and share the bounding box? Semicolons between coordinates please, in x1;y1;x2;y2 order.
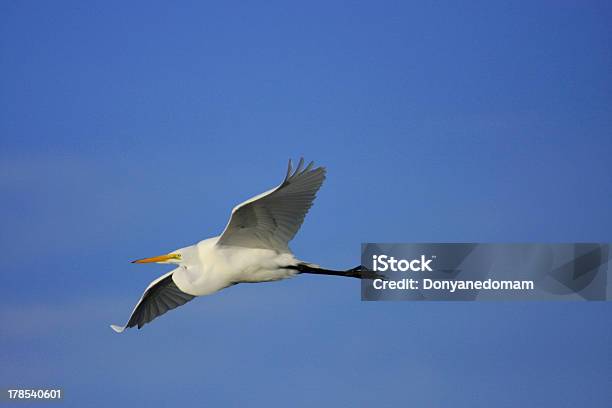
346;265;385;280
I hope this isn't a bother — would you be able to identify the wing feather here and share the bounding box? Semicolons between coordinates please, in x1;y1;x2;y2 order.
217;158;326;251
110;270;195;333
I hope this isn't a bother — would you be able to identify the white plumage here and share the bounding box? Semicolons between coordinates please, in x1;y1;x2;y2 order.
111;158;330;333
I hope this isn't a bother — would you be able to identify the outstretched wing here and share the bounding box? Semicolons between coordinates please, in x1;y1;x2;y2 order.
217;158;326;251
111;270;195;333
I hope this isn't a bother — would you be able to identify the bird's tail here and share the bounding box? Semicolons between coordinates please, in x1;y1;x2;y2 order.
289;263;384;280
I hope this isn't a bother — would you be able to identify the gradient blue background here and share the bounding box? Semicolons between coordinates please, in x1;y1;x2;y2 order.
1;1;611;406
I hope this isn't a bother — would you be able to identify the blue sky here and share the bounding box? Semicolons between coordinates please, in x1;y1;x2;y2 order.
1;1;611;406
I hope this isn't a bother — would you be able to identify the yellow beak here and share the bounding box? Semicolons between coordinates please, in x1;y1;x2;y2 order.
131;253;181;264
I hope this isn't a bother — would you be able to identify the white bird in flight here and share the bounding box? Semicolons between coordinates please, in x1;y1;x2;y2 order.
111;158;378;333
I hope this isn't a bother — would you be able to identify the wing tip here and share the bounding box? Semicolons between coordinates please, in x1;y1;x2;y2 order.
285;158;293;182
110;324;126;333
285;157;325;181
295;157;305;175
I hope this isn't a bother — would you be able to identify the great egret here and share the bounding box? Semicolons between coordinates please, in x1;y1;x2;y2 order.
111;158;376;333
